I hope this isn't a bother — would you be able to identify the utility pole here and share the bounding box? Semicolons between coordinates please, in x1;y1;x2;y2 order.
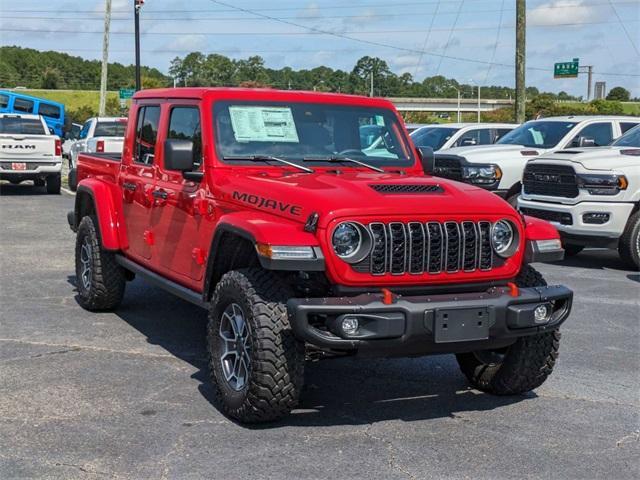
477;85;481;123
587;65;593;100
370;71;374;97
134;0;143;91
457;89;461;123
98;0;112;116
515;0;526;123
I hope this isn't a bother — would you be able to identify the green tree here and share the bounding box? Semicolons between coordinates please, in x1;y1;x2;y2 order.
606;86;630;101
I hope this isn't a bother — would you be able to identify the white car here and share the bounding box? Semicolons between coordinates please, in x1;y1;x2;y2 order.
62;122;82;159
433;116;640;205
518;124;640;269
0;113;63;193
410;123;517;151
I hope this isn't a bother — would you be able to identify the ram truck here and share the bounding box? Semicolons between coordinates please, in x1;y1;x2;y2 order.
519;124;640;269
411;123;517;151
68;116;127;190
68;88;573;423
0;113;62;193
433;116;640;205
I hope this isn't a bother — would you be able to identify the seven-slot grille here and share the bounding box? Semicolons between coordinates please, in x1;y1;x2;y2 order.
523;164;579;198
353;221;494;275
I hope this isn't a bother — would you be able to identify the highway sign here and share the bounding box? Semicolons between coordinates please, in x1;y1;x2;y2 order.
119;88;135;99
554;58;579;78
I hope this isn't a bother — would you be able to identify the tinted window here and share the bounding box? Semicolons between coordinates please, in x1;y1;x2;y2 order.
13;98;34;113
167;107;202;169
620;122;639;134
612;125;640;147
38;103;61;119
571;122;613;147
411;127;459;150
79;120;91;139
454;128;493;147
0;117;46;134
494;128;512;142
0;94;8;109
134;106;160;165
498;121;577;148
94;121;127;137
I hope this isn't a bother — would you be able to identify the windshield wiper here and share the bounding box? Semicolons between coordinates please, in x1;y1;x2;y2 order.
223;154;314;173
303;155;384;173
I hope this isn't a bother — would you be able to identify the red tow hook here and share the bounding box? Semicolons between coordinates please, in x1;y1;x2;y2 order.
507;282;520;297
381;288;395;305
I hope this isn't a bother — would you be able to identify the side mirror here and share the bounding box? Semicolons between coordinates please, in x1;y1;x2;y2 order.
460;137;477;146
417;146;435;174
164;139;203;181
578;136;596;147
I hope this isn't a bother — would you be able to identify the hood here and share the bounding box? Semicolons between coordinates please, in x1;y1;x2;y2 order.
534;147;640;171
216;169;517;227
442;144;549;161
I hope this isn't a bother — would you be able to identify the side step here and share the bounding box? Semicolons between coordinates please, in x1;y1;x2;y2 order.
115;255;208;309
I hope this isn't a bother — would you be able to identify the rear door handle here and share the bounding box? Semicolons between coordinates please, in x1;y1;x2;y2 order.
152;190;168;200
123;182;136;191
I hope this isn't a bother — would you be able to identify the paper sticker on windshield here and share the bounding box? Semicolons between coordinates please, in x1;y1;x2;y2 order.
229;106;299;143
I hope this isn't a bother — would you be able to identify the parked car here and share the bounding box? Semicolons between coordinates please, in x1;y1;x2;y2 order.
411;123;517;151
62;122;82;160
404;123;426;133
433;116;640;205
0;90;65;137
68;87;572;423
0;113;62;193
68;116;127;190
518;124;640;269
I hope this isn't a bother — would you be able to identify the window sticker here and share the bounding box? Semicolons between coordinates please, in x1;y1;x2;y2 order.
229;106;299;143
375;115;385;126
530;128;544;145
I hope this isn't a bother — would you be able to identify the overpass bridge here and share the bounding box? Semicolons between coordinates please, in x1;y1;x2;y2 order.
386;97;514;113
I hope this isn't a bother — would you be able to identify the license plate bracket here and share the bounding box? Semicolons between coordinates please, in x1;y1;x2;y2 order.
434;307;491;343
11;162;27;171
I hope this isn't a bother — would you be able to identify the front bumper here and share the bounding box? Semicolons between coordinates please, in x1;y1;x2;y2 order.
288;285;572;357
518;197;634;244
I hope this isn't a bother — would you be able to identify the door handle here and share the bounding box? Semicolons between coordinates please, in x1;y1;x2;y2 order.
123;182;136;191
152;190;168;200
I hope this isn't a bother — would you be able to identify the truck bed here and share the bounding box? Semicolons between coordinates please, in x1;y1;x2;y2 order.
77;152;122;185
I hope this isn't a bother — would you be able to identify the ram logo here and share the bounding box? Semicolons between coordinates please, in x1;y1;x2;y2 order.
534;173;560;183
2;144;36;150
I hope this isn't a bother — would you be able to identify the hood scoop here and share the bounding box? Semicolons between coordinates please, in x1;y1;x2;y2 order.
370;184;443;194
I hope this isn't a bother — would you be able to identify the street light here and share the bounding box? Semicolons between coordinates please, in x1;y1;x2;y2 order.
447;84;462;123
469;79;481;123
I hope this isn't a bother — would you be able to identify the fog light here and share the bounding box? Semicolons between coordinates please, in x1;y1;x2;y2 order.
583;212;610;224
534;304;550;324
341;317;359;335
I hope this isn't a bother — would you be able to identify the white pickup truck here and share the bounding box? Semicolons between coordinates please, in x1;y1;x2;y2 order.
68;116;127;189
410;123;517;151
432;116;640;205
0;113;62;193
518;124;640;269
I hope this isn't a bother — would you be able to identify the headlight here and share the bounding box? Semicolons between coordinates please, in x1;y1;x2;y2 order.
576;173;628;195
491;220;518;257
462;164;502;185
332;222;372;263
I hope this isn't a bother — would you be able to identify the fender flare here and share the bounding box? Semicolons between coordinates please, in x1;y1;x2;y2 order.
74;179;128;251
522;215;560;241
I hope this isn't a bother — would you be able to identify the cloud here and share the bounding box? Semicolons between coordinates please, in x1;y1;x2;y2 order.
528;0;598;26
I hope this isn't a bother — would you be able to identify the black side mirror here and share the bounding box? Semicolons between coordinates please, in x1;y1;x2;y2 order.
164;139;203;181
417;146;435;174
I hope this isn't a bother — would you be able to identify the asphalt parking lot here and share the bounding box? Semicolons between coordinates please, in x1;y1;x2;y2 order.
1;184;638;480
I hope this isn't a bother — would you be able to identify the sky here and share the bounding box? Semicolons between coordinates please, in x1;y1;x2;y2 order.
1;0;639;97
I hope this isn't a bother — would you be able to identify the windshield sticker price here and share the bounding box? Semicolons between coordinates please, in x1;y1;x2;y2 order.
229;106;299;143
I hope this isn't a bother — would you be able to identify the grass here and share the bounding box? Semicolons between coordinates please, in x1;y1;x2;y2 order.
559;101;640;115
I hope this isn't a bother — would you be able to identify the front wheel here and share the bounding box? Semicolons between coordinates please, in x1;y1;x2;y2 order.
456;265;561;394
618;211;640;270
207;268;305;423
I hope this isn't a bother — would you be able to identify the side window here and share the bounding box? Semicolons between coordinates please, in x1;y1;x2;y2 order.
134;105;160;165
571;122;613;147
620;122;639;134
38;103;61;119
13;98;34;113
476;128;492;145
167;107;202;169
79;121;91;139
494;128;511;142
455;130;480;147
0;94;8;109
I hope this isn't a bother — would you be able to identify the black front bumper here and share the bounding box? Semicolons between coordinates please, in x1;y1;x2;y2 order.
288;285;572;357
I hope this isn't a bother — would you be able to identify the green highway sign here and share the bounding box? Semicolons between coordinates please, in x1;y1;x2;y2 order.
554;58;579;78
119;88;135;99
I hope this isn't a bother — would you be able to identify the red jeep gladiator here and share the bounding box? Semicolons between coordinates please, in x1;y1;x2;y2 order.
68;88;572;423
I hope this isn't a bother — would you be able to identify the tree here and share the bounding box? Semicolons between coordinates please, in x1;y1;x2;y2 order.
606;86;630;102
351;56;396;96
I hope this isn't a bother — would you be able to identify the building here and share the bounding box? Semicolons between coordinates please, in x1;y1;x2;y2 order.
594;82;606;100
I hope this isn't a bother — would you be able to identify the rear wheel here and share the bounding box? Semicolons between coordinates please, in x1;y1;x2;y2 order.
33;178;45;187
618;211;640;270
456;265;561;395
46;174;61;194
564;244;584;257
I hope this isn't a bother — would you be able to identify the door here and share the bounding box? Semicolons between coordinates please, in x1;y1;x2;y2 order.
150;103;206;283
121;104;160;261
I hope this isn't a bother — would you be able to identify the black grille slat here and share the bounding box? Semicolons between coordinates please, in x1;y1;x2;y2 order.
408;222;425;274
520;208;573;225
433;157;463;181
444;222;461;272
462;222;478;271
370;184;443;194
369;223;387;275
427;222;443;273
478;222;493;270
388;223;407;274
523;164;578;198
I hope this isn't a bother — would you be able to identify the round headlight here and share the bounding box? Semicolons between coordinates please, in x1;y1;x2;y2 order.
332;222;361;258
491;220;515;257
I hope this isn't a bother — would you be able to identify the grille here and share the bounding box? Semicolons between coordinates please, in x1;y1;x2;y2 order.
353;221;494;275
433;156;463;181
523;164;578;198
370;184;443;194
520;207;573;225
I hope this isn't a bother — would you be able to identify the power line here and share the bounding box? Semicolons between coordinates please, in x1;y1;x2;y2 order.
413;0;441;77
483;0;506;83
435;0;466;74
607;0;640;56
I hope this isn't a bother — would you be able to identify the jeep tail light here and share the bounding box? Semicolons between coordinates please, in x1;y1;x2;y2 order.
55;138;62;156
96;140;104;152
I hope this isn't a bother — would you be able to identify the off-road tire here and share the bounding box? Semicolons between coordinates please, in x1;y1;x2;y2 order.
75;215;126;311
46;174;61;194
456;264;561;395
68;168;78;192
207;268;305;423
33;178;45;187
564;244;584;257
618;210;640;270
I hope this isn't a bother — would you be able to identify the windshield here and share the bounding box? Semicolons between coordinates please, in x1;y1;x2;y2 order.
94;121;127;137
612;125;640;147
0;117;46;135
213;101;414;167
410;127;459;150
497;120;577;148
